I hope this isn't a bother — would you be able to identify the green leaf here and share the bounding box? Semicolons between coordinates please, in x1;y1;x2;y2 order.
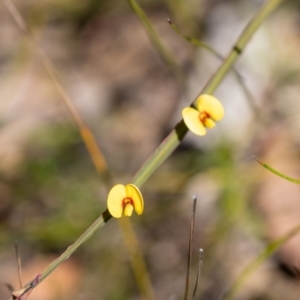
255;157;300;185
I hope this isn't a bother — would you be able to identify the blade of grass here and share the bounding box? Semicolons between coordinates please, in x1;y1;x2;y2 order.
192;248;204;300
222;223;300;300
6;1;283;298
184;195;197;300
127;0;184;81
255;157;300;184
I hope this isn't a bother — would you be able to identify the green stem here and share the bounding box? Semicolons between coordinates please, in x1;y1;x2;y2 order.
133;0;283;187
40;212;110;280
127;0;183;81
132;120;187;187
199;0;282;97
169;19;260;117
9;211;111;298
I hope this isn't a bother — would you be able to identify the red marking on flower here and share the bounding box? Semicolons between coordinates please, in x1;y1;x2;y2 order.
199;112;210;124
122;197;134;208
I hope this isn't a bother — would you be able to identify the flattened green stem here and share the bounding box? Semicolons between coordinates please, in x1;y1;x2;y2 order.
6;0;283;298
10;211;111;299
40;211;110;278
132;120;187;187
255;157;300;184
197;0;283;99
133;0;283;187
222;223;300;300
168;19;260;116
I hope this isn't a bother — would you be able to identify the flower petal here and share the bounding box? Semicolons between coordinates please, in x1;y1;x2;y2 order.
196;94;224;121
124;204;134;217
126;184;144;215
107;184;126;218
203;118;215;128
182;107;206;136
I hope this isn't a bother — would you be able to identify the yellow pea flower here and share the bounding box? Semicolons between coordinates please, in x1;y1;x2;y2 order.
107;184;144;218
182;94;224;136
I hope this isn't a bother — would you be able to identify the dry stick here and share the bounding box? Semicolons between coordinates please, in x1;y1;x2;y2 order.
39;50;110;180
118;218;156;300
184;195;197;300
6;1;283;298
2;0;108;177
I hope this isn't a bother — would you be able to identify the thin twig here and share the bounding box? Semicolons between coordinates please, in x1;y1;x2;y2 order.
127;0;184;82
192;248;204;299
14;241;22;289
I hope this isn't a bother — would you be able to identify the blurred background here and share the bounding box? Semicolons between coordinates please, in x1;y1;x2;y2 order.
0;0;300;299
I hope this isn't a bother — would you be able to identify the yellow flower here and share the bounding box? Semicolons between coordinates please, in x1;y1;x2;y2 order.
107;184;144;218
182;94;224;136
